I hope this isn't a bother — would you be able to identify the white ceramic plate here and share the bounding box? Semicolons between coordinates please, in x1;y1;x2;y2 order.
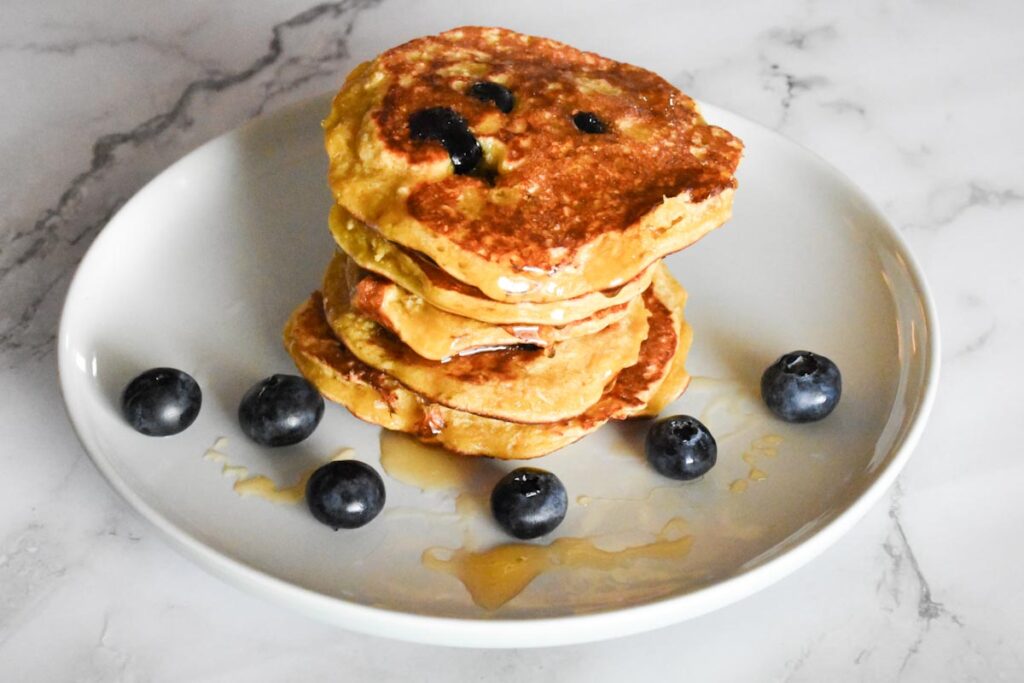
59;94;938;648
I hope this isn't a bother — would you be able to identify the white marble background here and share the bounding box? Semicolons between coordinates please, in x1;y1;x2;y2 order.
2;0;1022;680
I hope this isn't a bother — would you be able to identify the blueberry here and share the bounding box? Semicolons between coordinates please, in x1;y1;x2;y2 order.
238;374;324;447
121;367;201;436
442;128;484;175
490;467;567;540
645;415;717;481
572;111;607;134
408;106;482;175
409;106;464;137
761;351;842;423
468;81;515;113
306;460;386;529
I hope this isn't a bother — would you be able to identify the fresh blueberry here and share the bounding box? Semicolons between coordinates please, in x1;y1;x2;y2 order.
572;111;607;134
306;460;386;529
408;106;464;139
761;351;842;423
645;415;717;481
121;367;201;436
490;467;568;540
408;106;482;175
238;374;324;447
442;128;484;176
468;81;515;113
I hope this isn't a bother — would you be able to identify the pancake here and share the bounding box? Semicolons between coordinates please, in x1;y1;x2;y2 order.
326;263;651;424
323;26;743;303
323;253;633;361
283;271;689;458
631;292;693;417
328;204;655;325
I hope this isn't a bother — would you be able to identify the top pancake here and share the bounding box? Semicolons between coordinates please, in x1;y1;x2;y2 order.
324;26;743;303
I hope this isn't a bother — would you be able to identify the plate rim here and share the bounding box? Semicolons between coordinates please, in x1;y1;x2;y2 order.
57;93;940;648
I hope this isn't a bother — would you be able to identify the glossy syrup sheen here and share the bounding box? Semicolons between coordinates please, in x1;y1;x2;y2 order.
202;438;354;504
378;429;496;491
421;518;694;610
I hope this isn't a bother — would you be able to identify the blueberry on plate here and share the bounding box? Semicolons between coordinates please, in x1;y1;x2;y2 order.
645;415;717;481
306;460;386;530
491;467;568;540
121;367;201;436
761;350;842;423
238;374;324;447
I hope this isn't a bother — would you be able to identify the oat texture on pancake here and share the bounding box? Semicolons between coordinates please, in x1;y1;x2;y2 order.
323;26;743;302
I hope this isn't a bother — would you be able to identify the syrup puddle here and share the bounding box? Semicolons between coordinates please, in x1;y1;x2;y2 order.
233;471;315;504
378;430;492;491
202;438;353;504
377;431;499;553
422;518;693;610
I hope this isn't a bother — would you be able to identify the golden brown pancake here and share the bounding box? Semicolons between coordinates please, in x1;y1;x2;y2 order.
325;262;650;424
324;26;742;302
328;204;655;325
322;252;633;361
283;270;690;458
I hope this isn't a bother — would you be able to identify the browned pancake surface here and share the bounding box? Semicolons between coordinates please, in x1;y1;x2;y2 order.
372;27;742;269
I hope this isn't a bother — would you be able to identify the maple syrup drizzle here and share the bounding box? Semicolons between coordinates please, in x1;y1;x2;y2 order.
202;438;353;504
422;518;694;610
728;434;783;492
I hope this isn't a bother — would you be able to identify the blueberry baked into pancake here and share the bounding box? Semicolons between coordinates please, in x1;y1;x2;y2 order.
285;26;741;459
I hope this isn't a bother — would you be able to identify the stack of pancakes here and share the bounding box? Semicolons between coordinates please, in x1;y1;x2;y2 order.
285;27;742;459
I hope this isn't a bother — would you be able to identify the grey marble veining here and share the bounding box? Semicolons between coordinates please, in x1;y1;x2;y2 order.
0;0;379;366
2;0;1023;680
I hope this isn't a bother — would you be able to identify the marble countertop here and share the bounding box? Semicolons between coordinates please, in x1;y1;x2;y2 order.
3;0;1022;679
